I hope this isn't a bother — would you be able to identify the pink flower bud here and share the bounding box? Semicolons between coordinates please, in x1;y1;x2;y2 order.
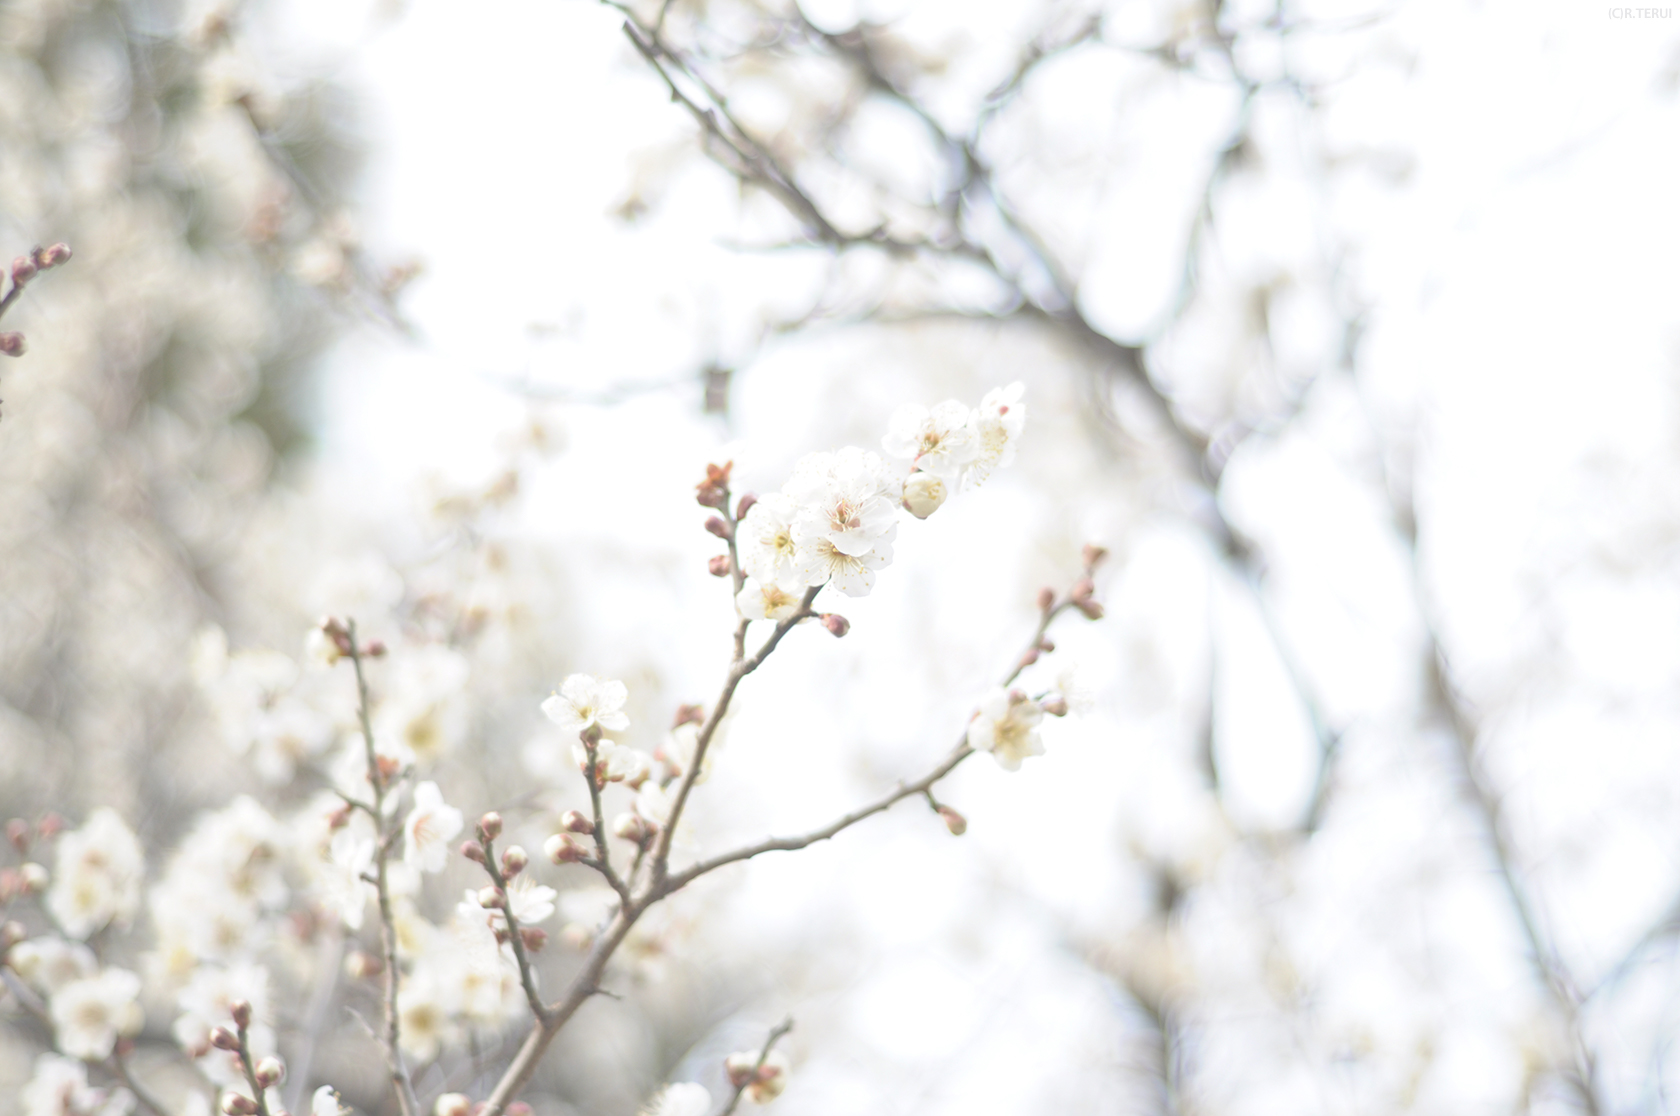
696;461;732;508
1042;696;1069;717
327;804;351;831
35;813;63;840
254;1056;285;1087
1017;647;1041;669
221;1093;259;1116
937;806;968;836
0;332;26;357
821;613;850;638
18;862;48;893
1036;587;1056;612
611;814;648;843
725;1052;757;1088
520;927;548;953
704;515;731;540
1075;597;1104;620
477;886;506;909
561;809;594;834
10;257;35;286
708;555;731;577
365;639;387;657
735;493;758;519
478;812;503;841
209;1026;241;1051
35;243;71;269
433;1095;473;1116
1082;543;1109;571
1071;577;1095;601
375;754;400;782
5;818;27;854
545;832;588;864
461;840;487;864
500;846;528;877
230;1000;253;1029
1038;637;1055;653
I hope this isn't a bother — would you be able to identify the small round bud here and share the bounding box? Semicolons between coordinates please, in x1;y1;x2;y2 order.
749;1054;790;1103
560;809;594;835
937;806;968;836
5;818;28;853
1041;696;1069;717
821;613;850;638
708;554;731;577
230;1000;253;1029
1082;543;1109;571
375;754;400;781
209;1026;241;1051
500;846;528;878
1075;597;1105;620
364;639;387;657
1017;647;1041;669
544;833;587;864
519;926;548;953
254;1056;285;1087
611;814;648;843
478;812;503;841
735;493;758;519
477;886;506;909
1036;587;1056;613
344;950;383;980
1;920;26;949
36;243;72;269
35;814;63;839
673;703;704;727
901;471;948;519
1038;638;1055;653
0;332;26;357
221;1093;260;1116
461;840;487;864
704;515;731;540
11;257;36;286
725;1052;757;1088
18;862;48;893
434;1095;473;1116
1071;577;1095;601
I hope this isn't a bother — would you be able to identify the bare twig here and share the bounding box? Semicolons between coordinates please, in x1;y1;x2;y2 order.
473;830;551;1024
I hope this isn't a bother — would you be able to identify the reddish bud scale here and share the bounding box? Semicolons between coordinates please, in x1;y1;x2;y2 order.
36;813;64;839
937;805;968;836
821;613;850;638
707;555;731;578
1076;598;1104;620
221;1094;259;1116
364;639;387;657
230;999;253;1029
375;754;400;782
209;1026;241;1051
0;332;26;357
1037;587;1056;612
500;846;528;877
254;1056;285;1087
560;809;594;835
1082;543;1109;571
9;258;33;286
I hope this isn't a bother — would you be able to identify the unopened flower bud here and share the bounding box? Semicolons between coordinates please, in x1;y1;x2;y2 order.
478;812;503;841
1036;587;1056;612
375;754;400;781
611;814;648;843
221;1093;259;1116
821;613;849;638
344;950;382;980
725;1052;757;1088
461;840;487;864
1041;696;1069;717
1;920;25;949
708;555;731;577
1038;638;1055;653
477;886;505;909
500;846;528;877
209;1026;241;1051
561;809;594;834
254;1056;285;1087
1017;647;1041;669
673;703;704;727
230;1000;253;1029
364;639;387;658
544;833;587;864
433;1095;473;1116
1082;543;1109;571
1075;597;1104;620
937;805;968;836
19;862;48;893
0;332;26;357
11;257;36;286
1071;577;1095;601
696;461;732;508
704;515;731;540
901;471;948;519
520;927;548;952
36;243;72;269
35;813;63;840
327;803;351;830
735;493;758;519
5;818;27;853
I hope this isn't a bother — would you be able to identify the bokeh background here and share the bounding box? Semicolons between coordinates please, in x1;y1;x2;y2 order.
4;0;1680;1113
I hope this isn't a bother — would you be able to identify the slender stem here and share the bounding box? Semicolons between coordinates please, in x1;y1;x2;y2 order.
234;1020;274;1116
579;740;630;904
110;1048;171;1116
345;621;421;1116
716;1017;794;1116
477;833;550;1024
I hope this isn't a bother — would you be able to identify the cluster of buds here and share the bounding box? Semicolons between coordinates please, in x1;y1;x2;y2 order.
211;1000;290;1114
1;813;61;902
463;813;549;953
695;460;733;510
308;617;385;668
543;809;595;865
611;812;654;846
725;1048;792;1104
1;243;72;360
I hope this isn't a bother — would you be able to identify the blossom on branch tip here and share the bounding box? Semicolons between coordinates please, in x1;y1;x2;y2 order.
640;1082;712;1116
736;576;804;622
966;689;1047;771
962;382;1027;488
22;1055;129;1116
543;675;630;736
724;1048;791;1103
404;782;464;874
901;471;948;519
47;809;144;940
785;447;901;557
737;493;802;585
882;399;979;480
793;535;889;598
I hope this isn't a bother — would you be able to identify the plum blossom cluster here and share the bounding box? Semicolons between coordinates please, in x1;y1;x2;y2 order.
729;384;1026;616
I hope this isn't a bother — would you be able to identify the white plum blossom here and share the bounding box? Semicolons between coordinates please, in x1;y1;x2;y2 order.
404;781;464;873
47;809;145;940
50;968;143;1060
736;576;804;621
962;381;1027;487
8;937;97;995
573;737;653;785
373;644;471;766
505;876;558;926
172;963;273;1082
793;535;890;598
543;674;630;736
726;1048;792;1103
635;782;675;827
784;447;901;558
640;1082;712;1116
737;492;802;585
882;399;979;480
312;1086;349;1116
397;969;453;1062
966;689;1047;771
900;471;948;519
22;1054;132;1116
322;826;375;930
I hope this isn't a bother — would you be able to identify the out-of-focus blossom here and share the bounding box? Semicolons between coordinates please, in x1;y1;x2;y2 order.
312;1086;349;1116
726;1048;792;1103
785;448;901;558
966;689;1046;771
8;938;96;995
736;576;804;621
404;781;464;873
47;809;144;939
962;382;1026;488
882;399;979;480
50;968;143;1060
738;493;803;585
373;645;471;766
543;675;630;735
640;1082;711;1116
22;1054;132;1116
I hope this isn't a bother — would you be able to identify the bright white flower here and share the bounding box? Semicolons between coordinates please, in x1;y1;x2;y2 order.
404;782;465;874
312;1086;349;1116
640;1082;712;1116
323;827;375;930
900;471;948;519
793;535;890;598
736;576;804;621
962;382;1027;488
966;689;1047;771
506;877;558;926
22;1054;130;1116
784;447;901;557
8;937;96;995
635;782;675;827
51;968;143;1060
1053;664;1096;715
882;399;979;480
737;493;802;585
47;809;145;940
397;969;453;1062
542;675;630;736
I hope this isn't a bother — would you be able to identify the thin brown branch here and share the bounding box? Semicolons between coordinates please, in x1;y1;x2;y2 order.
475;832;551;1024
